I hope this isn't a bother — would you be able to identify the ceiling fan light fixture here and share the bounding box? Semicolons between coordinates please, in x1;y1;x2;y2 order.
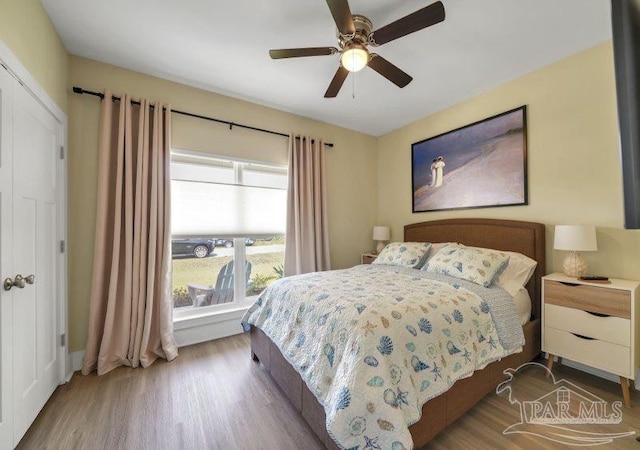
340;45;369;72
269;1;446;97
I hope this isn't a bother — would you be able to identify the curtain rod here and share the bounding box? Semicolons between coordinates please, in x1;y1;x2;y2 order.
72;86;334;148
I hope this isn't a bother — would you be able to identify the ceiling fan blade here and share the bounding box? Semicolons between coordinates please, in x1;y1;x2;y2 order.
324;66;349;98
371;1;445;46
326;0;356;36
368;54;412;88
269;47;338;59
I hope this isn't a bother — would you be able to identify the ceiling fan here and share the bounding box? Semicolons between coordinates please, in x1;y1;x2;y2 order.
269;0;446;98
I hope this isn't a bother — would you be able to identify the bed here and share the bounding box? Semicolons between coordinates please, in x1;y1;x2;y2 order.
246;218;545;449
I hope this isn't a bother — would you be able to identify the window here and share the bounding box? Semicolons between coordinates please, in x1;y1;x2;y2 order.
170;150;286;316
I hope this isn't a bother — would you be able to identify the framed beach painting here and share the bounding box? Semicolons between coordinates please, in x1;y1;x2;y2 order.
411;105;528;213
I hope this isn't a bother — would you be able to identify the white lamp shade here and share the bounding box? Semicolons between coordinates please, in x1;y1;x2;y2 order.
341;46;369;72
372;226;390;241
553;225;597;251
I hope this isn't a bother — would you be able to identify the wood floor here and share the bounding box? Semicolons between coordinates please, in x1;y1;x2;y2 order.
18;333;640;449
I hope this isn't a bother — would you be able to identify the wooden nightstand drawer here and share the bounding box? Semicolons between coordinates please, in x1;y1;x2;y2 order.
544;280;630;319
544;327;631;377
545;303;630;346
361;254;377;265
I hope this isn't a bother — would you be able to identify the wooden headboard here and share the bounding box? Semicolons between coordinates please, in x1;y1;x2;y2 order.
405;218;546;320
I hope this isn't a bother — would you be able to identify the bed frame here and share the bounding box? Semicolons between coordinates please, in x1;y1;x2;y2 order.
250;218;546;449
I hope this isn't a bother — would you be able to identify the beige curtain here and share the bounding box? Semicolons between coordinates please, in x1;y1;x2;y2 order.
82;91;178;376
284;135;331;276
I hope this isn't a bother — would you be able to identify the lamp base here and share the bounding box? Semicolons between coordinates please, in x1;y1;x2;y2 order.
376;241;386;254
563;251;588;277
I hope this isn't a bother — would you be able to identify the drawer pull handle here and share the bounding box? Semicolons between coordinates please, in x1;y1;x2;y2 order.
558;282;580;287
585;311;610;318
571;332;595;341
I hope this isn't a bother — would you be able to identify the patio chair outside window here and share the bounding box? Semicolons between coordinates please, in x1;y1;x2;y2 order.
187;260;252;307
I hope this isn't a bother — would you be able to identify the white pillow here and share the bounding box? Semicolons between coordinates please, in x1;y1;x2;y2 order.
512;286;532;326
424;242;459;263
496;251;538;297
372;242;432;268
424;244;510;287
432;245;536;296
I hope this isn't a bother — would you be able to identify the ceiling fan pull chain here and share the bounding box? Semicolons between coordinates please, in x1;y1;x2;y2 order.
351;72;356;100
352;77;359;117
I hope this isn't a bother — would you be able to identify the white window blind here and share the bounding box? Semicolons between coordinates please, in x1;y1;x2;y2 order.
171;156;287;238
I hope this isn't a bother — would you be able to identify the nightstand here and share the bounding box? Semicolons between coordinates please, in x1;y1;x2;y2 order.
542;273;640;407
361;253;377;264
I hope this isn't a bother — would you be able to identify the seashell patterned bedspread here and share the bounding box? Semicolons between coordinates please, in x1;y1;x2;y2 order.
241;264;524;450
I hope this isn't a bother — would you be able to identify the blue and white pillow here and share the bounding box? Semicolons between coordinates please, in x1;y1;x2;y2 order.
423;244;510;287
372;242;432;268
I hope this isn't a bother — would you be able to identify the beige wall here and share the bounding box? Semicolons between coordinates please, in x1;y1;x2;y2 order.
5;3;635;353
0;0;68;110
68;56;378;351
378;41;640;281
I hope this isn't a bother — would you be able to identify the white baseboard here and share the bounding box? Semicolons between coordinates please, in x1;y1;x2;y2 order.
547;353;640;391
66;350;85;381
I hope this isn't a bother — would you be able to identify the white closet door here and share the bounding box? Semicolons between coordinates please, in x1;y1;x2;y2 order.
0;60;15;450
11;75;61;444
0;65;62;448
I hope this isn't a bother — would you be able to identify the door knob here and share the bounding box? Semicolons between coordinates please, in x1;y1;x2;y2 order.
12;275;25;288
2;274;34;291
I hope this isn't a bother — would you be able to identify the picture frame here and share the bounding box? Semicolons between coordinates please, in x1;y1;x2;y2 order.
411;105;528;213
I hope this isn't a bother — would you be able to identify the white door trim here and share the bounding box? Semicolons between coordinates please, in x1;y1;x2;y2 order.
0;63;16;450
0;40;66;123
0;39;68;383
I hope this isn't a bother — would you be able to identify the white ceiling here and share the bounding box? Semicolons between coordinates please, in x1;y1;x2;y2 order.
41;0;612;136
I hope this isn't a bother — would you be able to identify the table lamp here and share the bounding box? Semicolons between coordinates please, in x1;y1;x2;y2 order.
553;225;597;277
373;226;390;254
